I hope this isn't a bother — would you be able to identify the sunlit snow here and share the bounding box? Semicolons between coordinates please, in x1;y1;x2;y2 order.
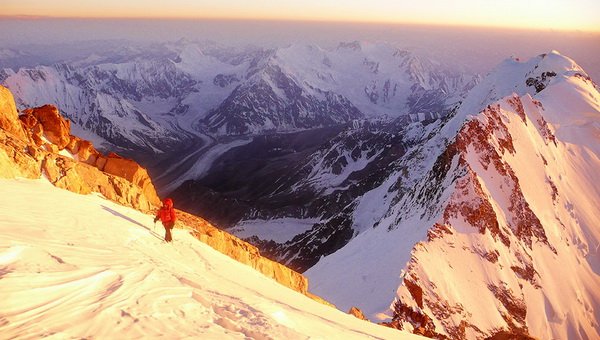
0;178;421;339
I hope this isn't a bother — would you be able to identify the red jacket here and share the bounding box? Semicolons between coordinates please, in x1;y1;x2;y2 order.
155;198;176;226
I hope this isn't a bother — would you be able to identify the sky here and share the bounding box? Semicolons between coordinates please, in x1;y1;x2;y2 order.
3;0;600;32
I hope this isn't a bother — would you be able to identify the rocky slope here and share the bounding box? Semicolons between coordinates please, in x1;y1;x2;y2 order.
304;51;600;339
0;85;160;211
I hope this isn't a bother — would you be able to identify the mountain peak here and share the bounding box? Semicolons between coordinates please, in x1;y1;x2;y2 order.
306;52;600;339
337;41;363;51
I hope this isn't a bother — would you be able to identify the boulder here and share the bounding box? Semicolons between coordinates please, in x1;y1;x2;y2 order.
95;155;108;171
18;113;38;129
0;85;27;140
44;143;60;154
65;135;80;154
19;113;43;146
26;144;46;161
75;140;100;165
0;147;22;178
103;155;140;181
31;123;44;146
27;105;71;149
43;153;93;195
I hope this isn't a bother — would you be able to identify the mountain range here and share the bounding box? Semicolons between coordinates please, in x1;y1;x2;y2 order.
2;41;599;339
1;40;476;153
181;50;600;339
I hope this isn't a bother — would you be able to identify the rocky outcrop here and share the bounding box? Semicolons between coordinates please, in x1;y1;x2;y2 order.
25;105;71;149
102;153;158;205
0;85;160;212
0;129;40;179
348;306;368;321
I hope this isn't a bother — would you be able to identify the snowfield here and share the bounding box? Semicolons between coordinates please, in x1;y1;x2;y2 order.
0;178;421;339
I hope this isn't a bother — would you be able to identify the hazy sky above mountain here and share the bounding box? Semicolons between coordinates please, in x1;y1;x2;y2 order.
1;18;598;82
4;0;600;32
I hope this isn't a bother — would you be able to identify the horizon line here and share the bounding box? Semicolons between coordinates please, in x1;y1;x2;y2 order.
1;15;599;34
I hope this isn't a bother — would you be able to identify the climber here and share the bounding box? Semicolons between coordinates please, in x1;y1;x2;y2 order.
154;198;177;243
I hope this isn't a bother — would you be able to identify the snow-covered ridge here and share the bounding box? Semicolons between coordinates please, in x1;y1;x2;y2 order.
306;51;600;339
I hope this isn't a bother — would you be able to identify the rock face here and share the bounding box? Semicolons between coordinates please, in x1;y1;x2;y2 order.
25;105;71;149
0;85;160;212
0;86;27;141
204;64;364;135
103;153;159;207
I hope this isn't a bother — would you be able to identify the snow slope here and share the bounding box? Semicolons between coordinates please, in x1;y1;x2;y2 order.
0;178;421;339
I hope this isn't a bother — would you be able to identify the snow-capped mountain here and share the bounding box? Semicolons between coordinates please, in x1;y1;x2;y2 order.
205;42;475;135
0;57;196;153
5;37;597;339
1;40;476;153
0;177;425;339
299;51;600;339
